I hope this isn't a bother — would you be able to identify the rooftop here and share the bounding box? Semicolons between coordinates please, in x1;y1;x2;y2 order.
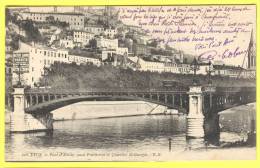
22;11;84;16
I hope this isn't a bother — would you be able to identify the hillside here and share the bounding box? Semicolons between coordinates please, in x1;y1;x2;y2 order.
37;63;255;91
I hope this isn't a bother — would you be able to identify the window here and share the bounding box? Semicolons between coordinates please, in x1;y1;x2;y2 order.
32;67;34;71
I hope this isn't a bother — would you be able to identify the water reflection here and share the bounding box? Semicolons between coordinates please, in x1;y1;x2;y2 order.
6;115;189;156
5;112;253;161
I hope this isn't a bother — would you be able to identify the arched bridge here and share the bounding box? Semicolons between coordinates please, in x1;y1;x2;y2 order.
7;85;255;134
23;89;189;114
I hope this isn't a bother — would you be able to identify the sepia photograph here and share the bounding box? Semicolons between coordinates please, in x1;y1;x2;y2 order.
4;5;256;161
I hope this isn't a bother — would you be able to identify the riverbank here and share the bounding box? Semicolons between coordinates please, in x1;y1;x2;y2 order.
219;102;256;146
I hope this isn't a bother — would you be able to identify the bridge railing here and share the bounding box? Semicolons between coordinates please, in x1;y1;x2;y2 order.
24;87;189;94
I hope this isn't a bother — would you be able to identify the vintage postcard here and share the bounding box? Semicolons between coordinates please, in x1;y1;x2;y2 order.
4;4;256;162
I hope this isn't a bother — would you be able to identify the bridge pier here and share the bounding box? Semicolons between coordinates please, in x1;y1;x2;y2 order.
186;86;204;138
10;87;53;133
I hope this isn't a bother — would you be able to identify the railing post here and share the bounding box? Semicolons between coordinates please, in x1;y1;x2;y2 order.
164;94;167;104
180;94;183;108
172;94;175;106
29;95;33;106
35;94;39;104
42;95;45;103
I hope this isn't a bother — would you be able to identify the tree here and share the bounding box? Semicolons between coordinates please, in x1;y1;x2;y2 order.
46;16;55;23
89;39;97;49
21;20;43;42
147;39;158;48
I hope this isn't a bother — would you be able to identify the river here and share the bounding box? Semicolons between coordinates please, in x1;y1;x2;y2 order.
5;102;256;161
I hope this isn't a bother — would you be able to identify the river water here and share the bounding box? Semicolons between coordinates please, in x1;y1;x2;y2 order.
5;103;256;161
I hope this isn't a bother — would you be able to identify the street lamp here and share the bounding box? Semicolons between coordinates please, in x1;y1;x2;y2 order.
206;61;214;85
43;65;49;87
190;57;200;85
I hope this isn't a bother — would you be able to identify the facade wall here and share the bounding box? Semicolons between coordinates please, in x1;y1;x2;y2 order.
60;39;74;48
96;37;118;50
73;31;94;46
116;47;128;56
84;26;104;35
68;55;101;66
104;28;117;38
21;12;84;30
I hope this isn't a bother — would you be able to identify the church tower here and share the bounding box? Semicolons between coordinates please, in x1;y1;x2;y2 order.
247;30;256;70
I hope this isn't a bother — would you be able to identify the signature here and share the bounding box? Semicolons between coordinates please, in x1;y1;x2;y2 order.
198;47;248;61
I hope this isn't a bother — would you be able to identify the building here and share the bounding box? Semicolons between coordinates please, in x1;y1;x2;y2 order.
60;37;74;48
100;49;116;61
138;57;165;72
96;36;118;50
73;30;94;46
128;56;190;74
20;12;85;30
132;43;151;56
49;28;62;44
164;62;179;73
196;62;213;75
68;49;101;66
104;27;117;39
84;25;104;35
213;64;245;78
173;50;184;63
125;24;142;33
13;42;104;87
124;38;133;53
116;47;128;56
177;63;190;74
150;55;173;63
